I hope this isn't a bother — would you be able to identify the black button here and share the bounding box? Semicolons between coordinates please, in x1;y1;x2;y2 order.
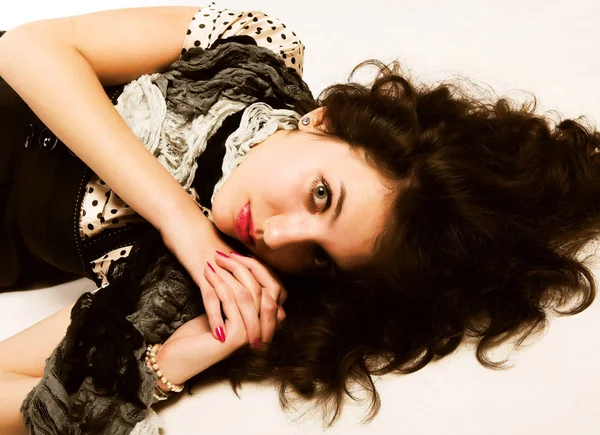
24;123;35;149
109;87;123;105
39;128;58;152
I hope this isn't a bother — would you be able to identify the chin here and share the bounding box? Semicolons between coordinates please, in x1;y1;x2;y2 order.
209;207;226;232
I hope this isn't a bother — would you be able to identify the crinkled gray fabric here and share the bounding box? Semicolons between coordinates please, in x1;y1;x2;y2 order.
21;243;203;435
20;38;316;435
21;346;155;435
154;39;316;120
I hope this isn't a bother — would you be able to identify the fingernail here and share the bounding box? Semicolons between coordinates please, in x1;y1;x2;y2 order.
230;251;244;257
252;339;262;350
216;327;226;343
215;250;229;258
206;262;215;273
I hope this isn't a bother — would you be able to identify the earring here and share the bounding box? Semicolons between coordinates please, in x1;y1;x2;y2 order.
301;116;310;126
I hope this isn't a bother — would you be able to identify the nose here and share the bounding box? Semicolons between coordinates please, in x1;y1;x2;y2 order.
263;213;320;250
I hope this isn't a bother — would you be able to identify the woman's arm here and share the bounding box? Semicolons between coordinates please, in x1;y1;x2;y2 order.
0;240;276;434
0;295;246;434
0;303;72;434
0;7;238;340
0;6;201;232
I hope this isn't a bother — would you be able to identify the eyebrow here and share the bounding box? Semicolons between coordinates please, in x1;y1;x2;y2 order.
329;181;346;227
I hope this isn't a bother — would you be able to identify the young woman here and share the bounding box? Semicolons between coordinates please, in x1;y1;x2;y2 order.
1;2;599;434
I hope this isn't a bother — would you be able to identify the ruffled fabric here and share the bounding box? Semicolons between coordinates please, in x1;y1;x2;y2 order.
21;233;204;434
114;38;315;192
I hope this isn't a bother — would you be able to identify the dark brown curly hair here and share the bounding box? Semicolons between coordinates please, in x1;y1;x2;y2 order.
194;60;600;424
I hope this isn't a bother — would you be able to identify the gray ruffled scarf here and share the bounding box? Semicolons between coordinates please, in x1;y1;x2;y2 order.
20;37;316;435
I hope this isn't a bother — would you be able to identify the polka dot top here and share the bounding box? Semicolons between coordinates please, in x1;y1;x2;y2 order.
182;2;304;76
82;2;305;284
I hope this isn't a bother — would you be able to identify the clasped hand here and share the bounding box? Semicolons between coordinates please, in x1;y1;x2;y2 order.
160;207;287;349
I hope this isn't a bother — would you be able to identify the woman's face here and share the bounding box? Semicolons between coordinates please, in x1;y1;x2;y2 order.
211;108;392;275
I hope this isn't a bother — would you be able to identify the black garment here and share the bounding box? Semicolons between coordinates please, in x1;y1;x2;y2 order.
0;76;152;288
0;74;30;287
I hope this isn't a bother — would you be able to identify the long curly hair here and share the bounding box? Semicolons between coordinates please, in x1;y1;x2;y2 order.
194;60;600;424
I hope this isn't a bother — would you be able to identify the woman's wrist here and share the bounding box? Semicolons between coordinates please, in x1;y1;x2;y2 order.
144;344;185;395
158;195;213;240
146;342;189;388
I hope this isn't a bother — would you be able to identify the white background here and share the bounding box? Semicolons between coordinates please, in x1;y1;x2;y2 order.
1;1;599;434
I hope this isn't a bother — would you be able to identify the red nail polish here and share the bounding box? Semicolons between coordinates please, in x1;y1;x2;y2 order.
216;327;226;343
206;262;215;273
215;250;229;258
252;339;262;350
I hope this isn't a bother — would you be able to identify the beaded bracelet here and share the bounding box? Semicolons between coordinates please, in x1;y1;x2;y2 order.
152;383;170;402
144;343;184;401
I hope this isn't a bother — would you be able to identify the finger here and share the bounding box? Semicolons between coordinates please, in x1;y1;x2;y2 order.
229;252;284;303
229;252;286;340
196;275;227;342
276;306;286;328
278;287;288;306
214;252;262;313
210;263;262;349
204;263;242;344
259;293;279;343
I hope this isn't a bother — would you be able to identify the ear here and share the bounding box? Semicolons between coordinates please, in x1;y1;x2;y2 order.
311;106;327;128
299;106;328;132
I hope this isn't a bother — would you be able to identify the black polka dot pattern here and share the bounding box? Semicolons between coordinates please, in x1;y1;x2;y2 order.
182;2;304;76
90;245;134;284
79;174;142;239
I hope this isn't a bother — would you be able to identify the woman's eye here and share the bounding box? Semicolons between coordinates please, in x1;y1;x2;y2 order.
314;246;330;268
312;179;330;212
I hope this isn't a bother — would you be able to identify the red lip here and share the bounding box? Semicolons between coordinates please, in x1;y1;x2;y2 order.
235;203;255;245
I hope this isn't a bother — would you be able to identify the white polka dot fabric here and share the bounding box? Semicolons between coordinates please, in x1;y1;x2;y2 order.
183;2;305;76
79;178;142;239
78;2;305;281
90;245;134;286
